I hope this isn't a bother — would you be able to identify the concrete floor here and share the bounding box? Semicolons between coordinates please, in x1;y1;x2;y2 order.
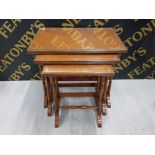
0;80;155;135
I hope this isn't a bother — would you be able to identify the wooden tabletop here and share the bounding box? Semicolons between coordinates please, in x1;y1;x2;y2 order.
27;28;127;54
42;65;115;76
34;54;120;65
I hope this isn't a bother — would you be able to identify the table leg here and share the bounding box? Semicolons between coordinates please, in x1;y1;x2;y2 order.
39;65;47;108
99;77;105;117
102;77;108;115
44;77;52;116
96;98;102;127
96;76;101;98
51;77;59;128
96;76;102;127
49;77;54;110
107;77;112;108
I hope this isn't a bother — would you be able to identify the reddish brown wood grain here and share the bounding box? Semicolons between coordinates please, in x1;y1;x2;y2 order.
42;65;115;76
27;28;127;54
34;54;120;65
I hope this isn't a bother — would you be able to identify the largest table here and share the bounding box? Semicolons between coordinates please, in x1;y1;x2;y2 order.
27;28;128;127
27;28;127;54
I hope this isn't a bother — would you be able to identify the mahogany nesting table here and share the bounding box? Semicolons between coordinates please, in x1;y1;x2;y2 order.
27;28;127;128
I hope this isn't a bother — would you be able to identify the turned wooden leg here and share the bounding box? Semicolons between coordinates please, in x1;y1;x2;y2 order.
55;77;59;128
44;93;47;108
99;77;106;116
44;77;52;116
107;77;112;108
43;77;48;108
49;77;53;103
51;77;59;128
39;65;47;108
102;77;108;115
96;98;102;127
96;76;101;98
95;76;102;127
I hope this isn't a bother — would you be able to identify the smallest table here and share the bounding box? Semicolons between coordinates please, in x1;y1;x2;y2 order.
42;64;115;128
